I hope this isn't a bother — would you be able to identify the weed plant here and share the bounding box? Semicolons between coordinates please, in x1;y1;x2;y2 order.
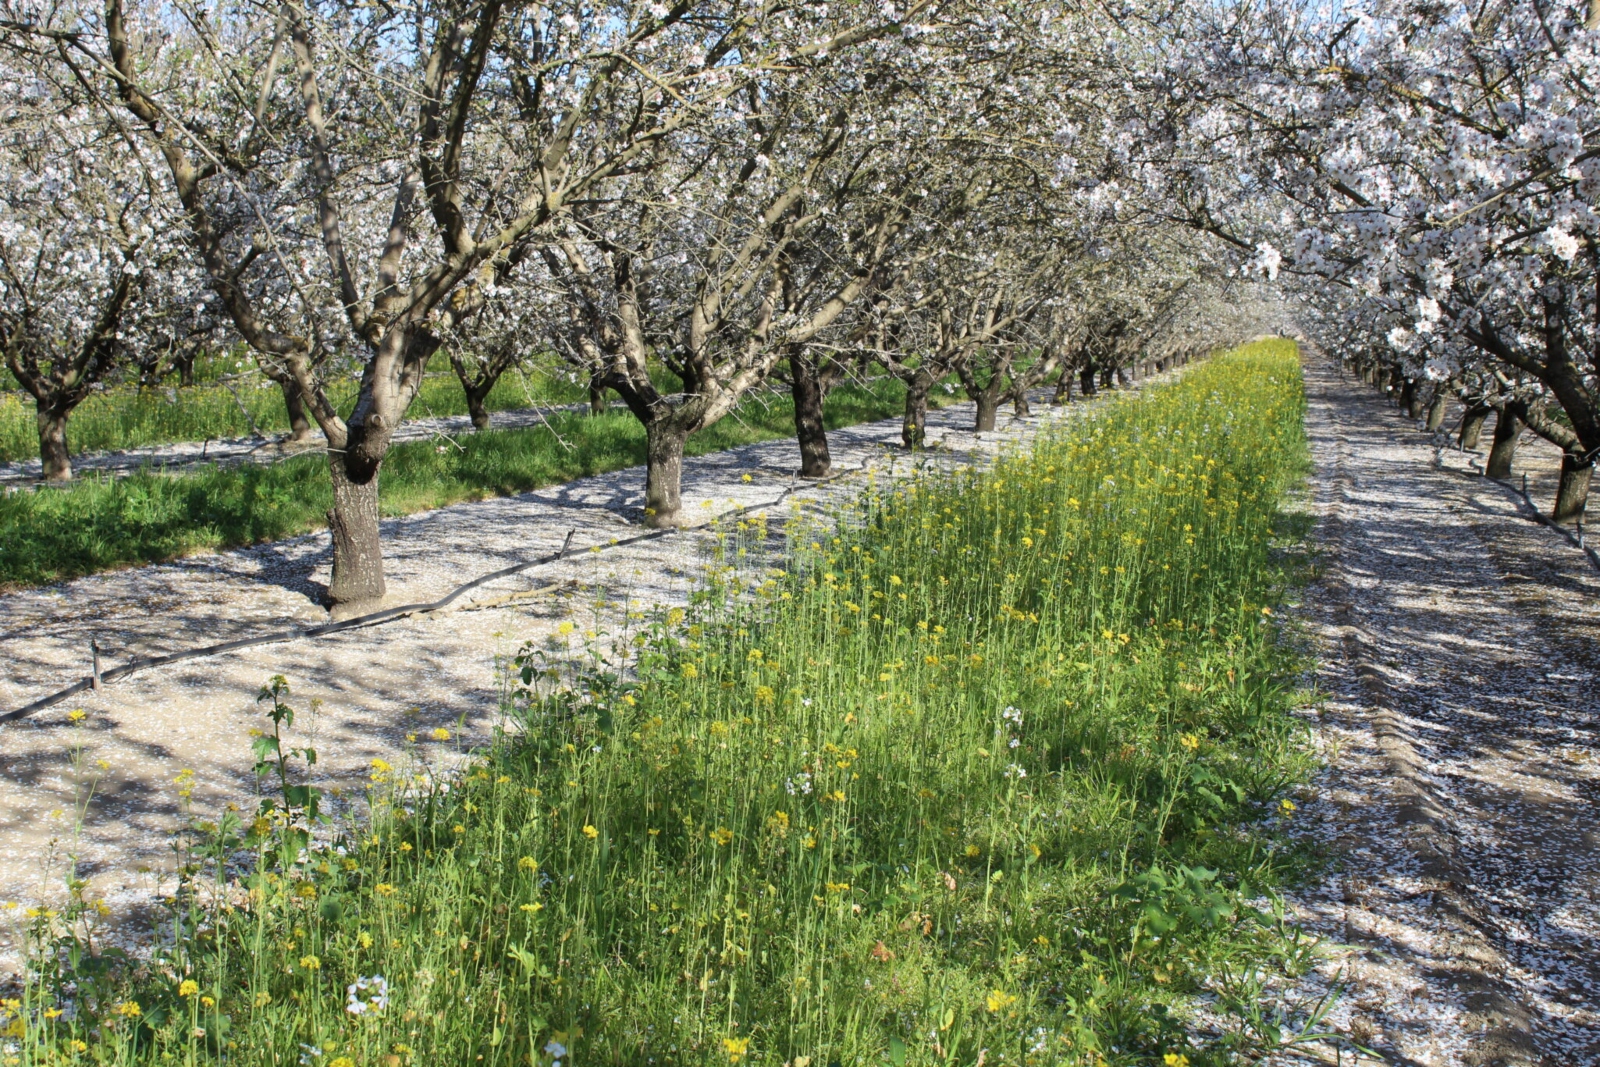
4;342;1324;1065
0;380;910;589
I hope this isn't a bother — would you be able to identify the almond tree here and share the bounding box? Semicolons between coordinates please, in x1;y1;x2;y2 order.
0;48;208;480
1207;0;1600;520
22;0;799;608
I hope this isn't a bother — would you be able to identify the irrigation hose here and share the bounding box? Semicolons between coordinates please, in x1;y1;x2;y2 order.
0;458;887;728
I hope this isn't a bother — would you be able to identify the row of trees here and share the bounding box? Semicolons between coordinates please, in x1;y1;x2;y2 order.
0;0;1279;610
1180;0;1599;522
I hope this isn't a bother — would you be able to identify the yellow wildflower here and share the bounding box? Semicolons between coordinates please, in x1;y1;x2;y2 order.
583;825;599;839
985;989;1018;1013
432;727;450;741
178;980;199;998
723;1036;750;1063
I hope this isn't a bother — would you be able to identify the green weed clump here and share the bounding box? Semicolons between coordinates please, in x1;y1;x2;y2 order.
0;380;908;589
6;341;1323;1066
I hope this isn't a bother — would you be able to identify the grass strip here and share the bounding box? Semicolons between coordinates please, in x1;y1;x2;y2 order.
0;380;913;589
0;368;576;464
11;341;1324;1065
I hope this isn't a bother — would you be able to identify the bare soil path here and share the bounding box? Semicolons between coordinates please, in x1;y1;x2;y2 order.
1281;351;1600;1065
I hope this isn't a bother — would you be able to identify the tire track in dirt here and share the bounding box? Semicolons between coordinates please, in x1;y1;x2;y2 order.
1278;351;1600;1066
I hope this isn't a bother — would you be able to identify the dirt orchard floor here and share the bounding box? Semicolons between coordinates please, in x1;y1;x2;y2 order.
1272;351;1600;1065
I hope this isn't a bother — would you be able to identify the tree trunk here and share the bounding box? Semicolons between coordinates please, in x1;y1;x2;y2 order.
326;456;386;610
37;407;71;482
1399;378;1419;418
902;376;932;450
644;421;689;528
1117;366;1131;387
1486;408;1522;479
589;383;608;417
1100;367;1115;390
974;393;999;433
790;351;831;478
1459;405;1490;450
1552;455;1592;524
1424;388;1447;432
1013;389;1031;418
1080;367;1097;396
1052;370;1071;405
467;387;492;431
279;376;315;444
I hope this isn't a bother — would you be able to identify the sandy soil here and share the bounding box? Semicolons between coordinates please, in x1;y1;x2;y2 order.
1275;352;1600;1066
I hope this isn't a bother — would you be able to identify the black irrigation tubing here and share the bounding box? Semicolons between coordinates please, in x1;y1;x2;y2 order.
0;458;885;728
1458;453;1600;577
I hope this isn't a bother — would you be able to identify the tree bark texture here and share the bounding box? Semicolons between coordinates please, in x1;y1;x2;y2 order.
277;374;316;443
644;422;689;528
1080;366;1097;396
326;455;386;608
903;376;932;450
1552;455;1592;524
1424;388;1448;432
1052;370;1071;405
790;351;831;478
1459;405;1491;450
589;384;608;417
37;407;71;482
1399;378;1419;418
1486;408;1522;479
467;386;492;431
974;394;999;433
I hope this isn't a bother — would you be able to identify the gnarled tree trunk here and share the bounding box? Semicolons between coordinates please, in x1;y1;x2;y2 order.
589;383;608;417
1424;388;1447;431
1079;366;1097;396
37;406;71;482
903;373;933;450
273;372;316;444
466;384;493;431
1399;378;1419;418
1486;408;1522;479
326;455;385;610
1052;370;1071;405
1552;455;1592;524
1459;405;1491;450
644;421;689;528
974;393;1000;433
790;350;831;478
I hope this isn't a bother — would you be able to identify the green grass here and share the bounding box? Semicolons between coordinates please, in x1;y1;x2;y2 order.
0;367;582;463
0;379;920;589
8;341;1329;1065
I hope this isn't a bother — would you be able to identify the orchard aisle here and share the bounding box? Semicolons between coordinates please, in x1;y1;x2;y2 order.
0;388;1100;969
1282;352;1600;1065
